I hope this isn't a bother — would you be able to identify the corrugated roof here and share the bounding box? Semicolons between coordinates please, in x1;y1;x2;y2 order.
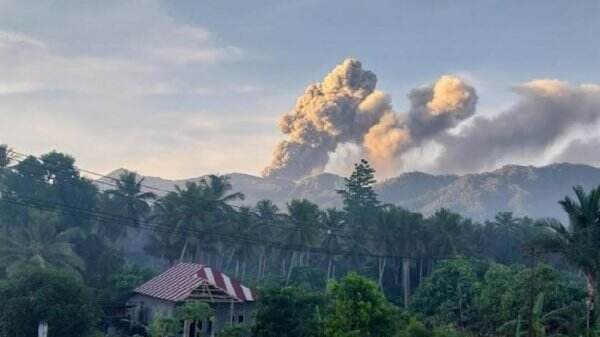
134;263;255;303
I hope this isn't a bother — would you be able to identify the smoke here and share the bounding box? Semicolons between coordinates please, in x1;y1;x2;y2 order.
432;80;600;173
263;58;477;180
363;113;410;176
407;75;477;141
262;59;389;179
323;142;364;177
554;138;600;166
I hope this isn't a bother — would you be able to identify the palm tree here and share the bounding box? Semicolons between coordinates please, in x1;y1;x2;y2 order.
153;176;244;264
154;182;208;263
370;206;399;290
532;186;600;337
101;170;156;241
253;200;283;280
106;170;156;223
498;292;576;337
202;175;244;218
0;211;84;275
426;208;470;259
284;199;321;284
393;207;425;309
228;206;258;280
320;208;345;280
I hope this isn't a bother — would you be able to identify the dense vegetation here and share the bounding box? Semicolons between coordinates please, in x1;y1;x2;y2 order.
0;144;599;337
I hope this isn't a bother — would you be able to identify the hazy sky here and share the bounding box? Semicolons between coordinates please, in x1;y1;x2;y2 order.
0;0;599;179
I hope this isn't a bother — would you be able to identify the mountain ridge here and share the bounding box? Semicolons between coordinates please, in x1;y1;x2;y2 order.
101;162;600;221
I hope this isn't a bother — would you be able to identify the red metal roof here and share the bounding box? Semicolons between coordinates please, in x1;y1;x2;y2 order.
134;263;255;303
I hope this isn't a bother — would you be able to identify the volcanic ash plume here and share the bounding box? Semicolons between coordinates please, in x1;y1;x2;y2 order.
262;59;477;180
407;75;477;142
262;59;388;179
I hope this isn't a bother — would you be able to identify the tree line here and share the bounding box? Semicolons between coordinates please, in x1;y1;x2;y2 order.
1;145;600;337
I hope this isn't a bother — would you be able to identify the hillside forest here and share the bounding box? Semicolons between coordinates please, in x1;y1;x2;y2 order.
1;144;599;337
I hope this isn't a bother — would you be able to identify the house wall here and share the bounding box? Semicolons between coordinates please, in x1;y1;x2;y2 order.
127;294;256;336
212;302;255;333
127;294;177;325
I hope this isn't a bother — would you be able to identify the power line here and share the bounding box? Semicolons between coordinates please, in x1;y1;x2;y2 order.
5;152;381;241
3;149;434;258
0;195;415;260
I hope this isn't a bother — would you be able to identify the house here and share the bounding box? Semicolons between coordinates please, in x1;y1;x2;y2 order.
127;263;256;337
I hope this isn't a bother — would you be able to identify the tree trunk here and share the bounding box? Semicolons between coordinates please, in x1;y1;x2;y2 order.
327;256;333;280
377;257;386;289
419;257;424;286
262;253;268;279
241;261;247;281
179;239;189;263
235;260;240;277
585;271;597;337
286;252;297;285
394;259;400;286
402;257;411;309
257;253;264;281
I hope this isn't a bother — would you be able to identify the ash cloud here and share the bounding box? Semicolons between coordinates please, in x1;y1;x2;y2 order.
554;138;600;166
263;59;477;180
432;80;600;173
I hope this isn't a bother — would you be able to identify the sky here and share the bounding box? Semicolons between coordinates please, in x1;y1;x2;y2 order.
0;0;599;179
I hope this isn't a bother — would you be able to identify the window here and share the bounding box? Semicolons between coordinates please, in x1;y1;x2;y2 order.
238;315;244;323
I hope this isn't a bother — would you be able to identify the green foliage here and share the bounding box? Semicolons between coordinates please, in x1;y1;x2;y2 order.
0;267;99;337
253;287;325;337
404;317;429;337
337;159;380;228
99;170;156;240
477;263;583;335
431;325;467;337
324;272;398;337
530;185;600;334
216;325;252;337
411;258;481;328
149;316;178;337
0;210;84;276
175;301;215;322
288;266;327;291
3;145;600;337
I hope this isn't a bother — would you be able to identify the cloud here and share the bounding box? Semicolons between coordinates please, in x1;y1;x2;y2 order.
0;1;277;179
0;30;45;48
0;82;43;95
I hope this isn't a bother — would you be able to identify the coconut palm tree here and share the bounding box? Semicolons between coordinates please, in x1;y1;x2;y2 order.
0;211;84;275
201;175;244;218
153;176;244;264
393;207;425;309
532;186;600;337
371;206;399;290
498;292;576;337
426;208;470;259
253;199;283;280
320;208;345;280
105;170;156;223
228;206;259;280
284;199;321;284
